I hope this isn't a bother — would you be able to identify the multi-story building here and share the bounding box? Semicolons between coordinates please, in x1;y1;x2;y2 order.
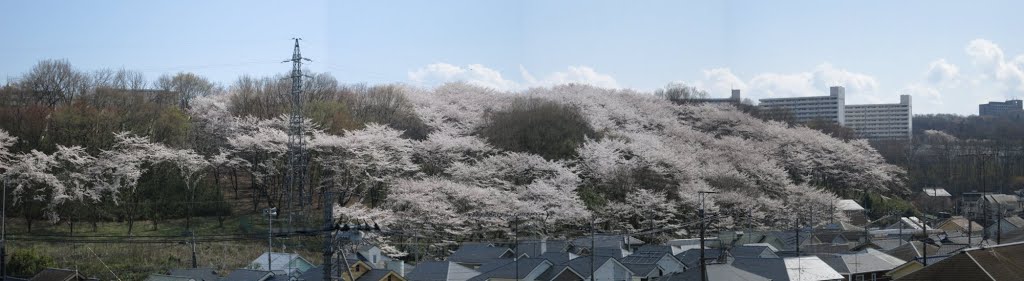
757;86;913;140
845;95;912;140
758;86;846;124
979;100;1024;118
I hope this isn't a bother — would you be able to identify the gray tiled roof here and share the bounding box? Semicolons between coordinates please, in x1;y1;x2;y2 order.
168;268;218;281
467;258;551;281
661;263;770;281
621;263;659;276
729;245;778;258
448;244;513;265
222;269;273;281
405;261;479;281
675;248;723;268
565;256;616;278
817;249;906;274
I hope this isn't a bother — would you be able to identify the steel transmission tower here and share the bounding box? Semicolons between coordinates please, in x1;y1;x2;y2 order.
283;38;312;232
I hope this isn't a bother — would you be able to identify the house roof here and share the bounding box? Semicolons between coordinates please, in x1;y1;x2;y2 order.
816;222;864;232
733;257;844;281
405;261;479;281
895;241;1024;281
730;245;778;258
922;188;952;197
817;249;906;275
939;216;984;233
661;263;770;281
564;256;626;278
537;252;577;265
222;269;273;281
466;258;551;281
168;268;218;281
836;200;864;211
536;265;581;281
621;263;660;276
635;244;676;255
144;274;195;281
984;194;1020;205
357;269;401;281
619;251;669;265
447;244;514;265
675;248;724;268
884;241;942;262
30;268;89;281
1003;215;1024;228
251;252;313;273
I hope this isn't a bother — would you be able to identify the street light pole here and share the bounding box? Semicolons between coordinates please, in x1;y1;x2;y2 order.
698;191;718;281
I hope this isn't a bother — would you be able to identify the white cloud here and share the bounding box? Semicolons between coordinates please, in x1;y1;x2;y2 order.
410;63;619;91
900;83;940;105
965;39;1024;92
408;63;519;91
690;68;747;96
540;66;619;89
692;63;881;103
925;59;960;85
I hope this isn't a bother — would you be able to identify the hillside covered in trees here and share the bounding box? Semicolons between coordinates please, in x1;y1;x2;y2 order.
0;60;907;256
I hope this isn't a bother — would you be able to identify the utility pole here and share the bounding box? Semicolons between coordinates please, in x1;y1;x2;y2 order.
2;179;7;278
591;215;596;281
922;217;928;266
265;207;277;271
698;191;718;281
322;192;334;281
191;231;198;268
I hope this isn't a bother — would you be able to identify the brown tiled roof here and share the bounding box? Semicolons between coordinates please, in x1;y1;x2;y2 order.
894;241;1024;281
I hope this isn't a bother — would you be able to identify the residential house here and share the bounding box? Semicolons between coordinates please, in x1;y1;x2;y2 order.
659;263;769;281
300;260;404;281
466;258;552;281
29;268;98;281
936;216;983;237
732;256;844;281
986;215;1024;238
818;249;906;281
563;256;634;281
167;268;219;281
448;244;516;269
838;199;868;226
405;261;479;281
353;245;393;269
893;241;1024;281
619;251;685;275
883;241;942;263
915;188;953;213
570;235;644;258
223;269;275;281
536;265;585;281
249;252;316;276
886;217;926;231
883;260;923;280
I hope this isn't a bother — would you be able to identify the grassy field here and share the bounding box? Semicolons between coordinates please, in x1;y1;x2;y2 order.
5;214;325;280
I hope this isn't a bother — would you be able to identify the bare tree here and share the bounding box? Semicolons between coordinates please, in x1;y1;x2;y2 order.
19;59;90;107
156;72;215;109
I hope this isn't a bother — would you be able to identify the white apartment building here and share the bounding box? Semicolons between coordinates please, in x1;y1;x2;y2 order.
845;95;912;140
757;86;913;140
758;86;846;124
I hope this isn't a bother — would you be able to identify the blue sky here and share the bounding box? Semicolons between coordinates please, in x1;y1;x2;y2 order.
2;1;1023;114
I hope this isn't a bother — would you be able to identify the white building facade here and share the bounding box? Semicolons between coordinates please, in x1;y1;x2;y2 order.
757;86;912;140
758;86;846;124
845;95;912;140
